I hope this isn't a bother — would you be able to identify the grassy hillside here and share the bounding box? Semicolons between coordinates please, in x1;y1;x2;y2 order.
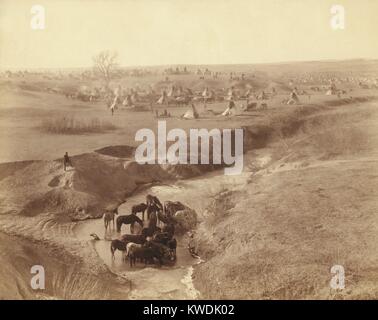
193;99;378;299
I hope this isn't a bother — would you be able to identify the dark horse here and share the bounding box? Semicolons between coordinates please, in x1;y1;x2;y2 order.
110;239;127;261
147;211;158;232
146;203;161;220
146;194;163;210
140;211;160;237
116;214;143;233
132;203;148;220
121;233;146;245
157;210;173;226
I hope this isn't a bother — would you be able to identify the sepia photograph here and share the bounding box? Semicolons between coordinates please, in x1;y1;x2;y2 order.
0;0;377;305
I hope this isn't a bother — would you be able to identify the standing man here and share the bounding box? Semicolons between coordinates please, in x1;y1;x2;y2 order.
109;95;118;116
63;152;73;171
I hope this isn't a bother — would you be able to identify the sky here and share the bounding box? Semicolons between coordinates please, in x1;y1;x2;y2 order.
0;0;377;69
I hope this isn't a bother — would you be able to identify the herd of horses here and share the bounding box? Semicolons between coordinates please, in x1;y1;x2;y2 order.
104;194;179;268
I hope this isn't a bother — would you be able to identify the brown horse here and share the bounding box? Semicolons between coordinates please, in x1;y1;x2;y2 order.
147;211;158;232
164;201;185;217
146;203;160;220
146;194;163;210
157;210;173;226
110;239;127;261
132;203;148;220
116;214;143;233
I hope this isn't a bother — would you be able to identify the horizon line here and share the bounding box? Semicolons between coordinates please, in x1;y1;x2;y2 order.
1;57;378;71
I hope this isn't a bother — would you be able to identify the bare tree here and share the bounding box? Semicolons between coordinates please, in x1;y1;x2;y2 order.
92;50;118;86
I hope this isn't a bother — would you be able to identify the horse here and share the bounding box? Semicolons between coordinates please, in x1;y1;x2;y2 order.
103;208;118;231
140;221;162;238
162;223;175;238
157;210;173;227
146;194;163;210
132;203;148;220
121;233;147;245
126;242;142;259
153;232;172;246
130;221;143;235
128;246;163;267
147;211;158;233
144;239;176;262
167;238;177;257
146;194;155;207
110;239;127;261
116;214;143;233
141;227;157;238
146;203;160;220
164;201;185;217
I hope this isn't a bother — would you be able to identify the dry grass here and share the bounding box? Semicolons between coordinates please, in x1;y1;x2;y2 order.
193;102;378;299
39;116;117;134
50;268;111;300
312;127;369;156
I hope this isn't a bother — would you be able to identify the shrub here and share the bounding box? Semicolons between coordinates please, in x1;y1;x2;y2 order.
39;116;117;134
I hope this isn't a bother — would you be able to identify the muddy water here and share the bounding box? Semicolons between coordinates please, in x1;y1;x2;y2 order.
74;170;250;299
